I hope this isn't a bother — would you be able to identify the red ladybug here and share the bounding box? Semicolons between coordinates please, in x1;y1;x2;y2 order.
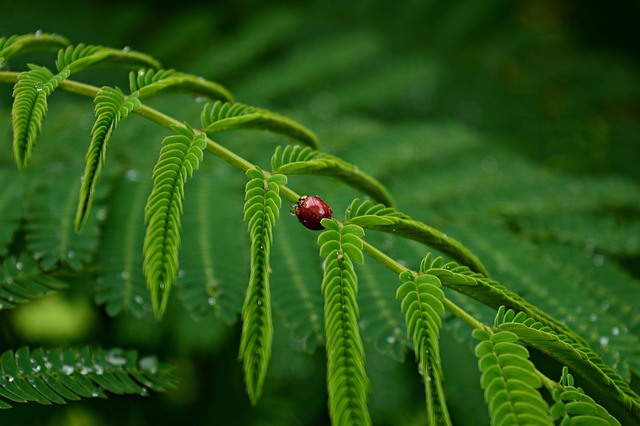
292;195;332;230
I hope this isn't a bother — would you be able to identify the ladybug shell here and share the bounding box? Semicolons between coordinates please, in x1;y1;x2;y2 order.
294;196;332;230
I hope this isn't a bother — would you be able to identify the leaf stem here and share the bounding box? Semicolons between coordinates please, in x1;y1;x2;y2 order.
0;71;257;173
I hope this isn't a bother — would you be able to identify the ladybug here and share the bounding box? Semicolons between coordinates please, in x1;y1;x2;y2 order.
291;195;332;230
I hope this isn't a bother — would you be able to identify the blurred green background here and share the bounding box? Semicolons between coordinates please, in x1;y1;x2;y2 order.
1;1;639;425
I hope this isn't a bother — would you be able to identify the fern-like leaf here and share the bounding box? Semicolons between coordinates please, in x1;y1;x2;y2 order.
396;268;450;425
0;346;178;408
143;124;206;318
0;32;69;63
494;307;640;417
423;254;590;348
472;328;554;426
318;219;371;425
129;68;233;102
95;171;153;319
25;164;104;272
75;86;141;230
11;64;71;169
200;100;318;148
0;256;67;310
56;43;161;74
345;199;489;276
550;367;621;426
239;168;285;404
271;145;393;206
0;172;27;257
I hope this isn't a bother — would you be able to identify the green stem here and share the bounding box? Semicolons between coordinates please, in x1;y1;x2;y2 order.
362;239;486;329
442;297;485;330
0;71;256;173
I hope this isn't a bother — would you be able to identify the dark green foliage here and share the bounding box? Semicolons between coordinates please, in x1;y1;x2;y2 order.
24;164;104;272
0;255;67;310
0;346;178;408
0;2;639;422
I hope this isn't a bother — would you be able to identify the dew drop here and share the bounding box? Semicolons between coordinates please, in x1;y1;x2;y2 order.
126;169;140;181
599;336;609;346
207;297;216;306
611;327;620;336
96;208;107;221
3;374;14;383
94;364;104;375
91;391;99;398
257;299;263;306
120;271;130;280
593;254;605;267
589;313;598;322
140;387;149;397
15;261;23;271
105;349;127;366
309;313;318;322
139;356;159;374
122;46;131;52
134;295;143;304
62;365;74;375
34;81;43;91
386;335;396;344
35;29;43;37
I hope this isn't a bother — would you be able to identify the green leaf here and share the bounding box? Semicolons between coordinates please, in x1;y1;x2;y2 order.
494;309;640;417
271;145;393;206
55;43;161;74
473;329;553;426
11;64;71;169
424;257;589;348
0;256;67;310
0;32;69;62
346;199;489;276
318;220;371;425
397;269;450;425
200;100;318;148
75;86;141;230
143;125;206;318
0;346;178;408
550;367;621;425
239;168;285;404
130;68;233;102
